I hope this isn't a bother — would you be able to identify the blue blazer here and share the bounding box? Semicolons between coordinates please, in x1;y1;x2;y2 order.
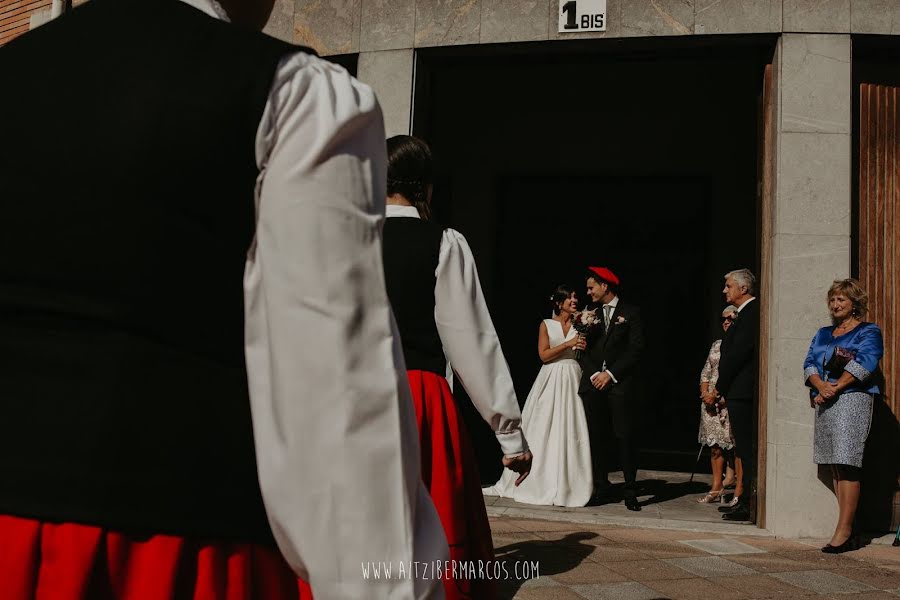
803;322;883;396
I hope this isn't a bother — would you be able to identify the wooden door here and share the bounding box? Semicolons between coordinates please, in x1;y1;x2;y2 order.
858;82;900;531
753;61;776;529
0;0;51;46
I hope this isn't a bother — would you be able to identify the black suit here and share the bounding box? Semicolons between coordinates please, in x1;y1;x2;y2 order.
577;299;645;497
716;298;759;499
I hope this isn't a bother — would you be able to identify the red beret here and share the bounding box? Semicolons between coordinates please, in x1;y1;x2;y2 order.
588;266;620;286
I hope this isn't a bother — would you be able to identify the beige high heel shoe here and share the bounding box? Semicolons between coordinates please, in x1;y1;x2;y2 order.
697;489;725;504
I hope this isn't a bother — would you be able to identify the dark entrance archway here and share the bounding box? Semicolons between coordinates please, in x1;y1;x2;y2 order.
412;36;775;487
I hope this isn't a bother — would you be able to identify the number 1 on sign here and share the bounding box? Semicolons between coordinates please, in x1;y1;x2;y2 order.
558;0;607;33
561;1;578;29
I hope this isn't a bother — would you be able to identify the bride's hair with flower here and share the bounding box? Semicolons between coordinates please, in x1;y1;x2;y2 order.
550;284;575;315
387;135;433;221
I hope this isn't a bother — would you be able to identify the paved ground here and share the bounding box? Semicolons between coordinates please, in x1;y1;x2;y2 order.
485;469;759;532
483;470;900;599
489;515;900;600
484;467;900;600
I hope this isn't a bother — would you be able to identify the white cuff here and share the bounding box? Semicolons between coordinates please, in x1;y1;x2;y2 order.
497;429;528;456
590;371;602;381
605;369;618;384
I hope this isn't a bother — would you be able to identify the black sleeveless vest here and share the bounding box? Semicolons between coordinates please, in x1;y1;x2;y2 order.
0;0;306;543
382;217;447;376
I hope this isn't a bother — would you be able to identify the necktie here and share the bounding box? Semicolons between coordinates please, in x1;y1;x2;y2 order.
603;305;612;331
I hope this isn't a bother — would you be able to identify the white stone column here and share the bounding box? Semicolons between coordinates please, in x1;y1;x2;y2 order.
766;33;852;538
357;49;415;137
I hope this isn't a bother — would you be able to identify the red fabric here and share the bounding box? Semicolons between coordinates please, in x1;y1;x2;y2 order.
406;370;499;600
0;514;313;600
587;266;620;286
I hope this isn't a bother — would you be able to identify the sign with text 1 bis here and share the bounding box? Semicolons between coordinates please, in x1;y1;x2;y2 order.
558;0;607;33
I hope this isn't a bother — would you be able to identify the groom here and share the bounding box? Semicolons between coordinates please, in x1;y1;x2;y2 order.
576;266;645;511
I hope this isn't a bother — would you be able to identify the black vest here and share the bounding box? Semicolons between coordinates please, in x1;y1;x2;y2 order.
0;0;305;543
382;218;446;375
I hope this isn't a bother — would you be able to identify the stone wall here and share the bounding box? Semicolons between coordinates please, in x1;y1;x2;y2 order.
767;33;853;538
268;1;899;51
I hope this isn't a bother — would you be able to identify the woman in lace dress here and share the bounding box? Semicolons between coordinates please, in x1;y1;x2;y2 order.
483;285;593;507
697;305;739;504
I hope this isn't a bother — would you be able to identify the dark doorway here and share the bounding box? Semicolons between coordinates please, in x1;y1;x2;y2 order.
413;36;775;483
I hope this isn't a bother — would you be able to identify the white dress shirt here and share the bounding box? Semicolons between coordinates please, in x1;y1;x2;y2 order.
386;205;527;457
182;2;448;598
591;295;619;383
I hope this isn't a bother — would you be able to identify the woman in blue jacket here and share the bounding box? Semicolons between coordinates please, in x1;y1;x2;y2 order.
803;279;883;554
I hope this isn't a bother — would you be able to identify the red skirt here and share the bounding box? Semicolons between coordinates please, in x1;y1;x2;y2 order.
0;514;313;600
407;370;499;600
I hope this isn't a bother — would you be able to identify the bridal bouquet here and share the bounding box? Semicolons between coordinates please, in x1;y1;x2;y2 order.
571;308;601;359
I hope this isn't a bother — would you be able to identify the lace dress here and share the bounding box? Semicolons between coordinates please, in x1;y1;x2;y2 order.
698;339;734;449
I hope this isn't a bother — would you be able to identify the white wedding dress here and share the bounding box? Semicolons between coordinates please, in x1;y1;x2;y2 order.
483;319;593;507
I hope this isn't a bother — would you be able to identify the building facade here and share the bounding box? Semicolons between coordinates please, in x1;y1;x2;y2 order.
272;0;899;540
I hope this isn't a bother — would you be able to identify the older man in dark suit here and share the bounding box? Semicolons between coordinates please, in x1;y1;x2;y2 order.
713;268;759;522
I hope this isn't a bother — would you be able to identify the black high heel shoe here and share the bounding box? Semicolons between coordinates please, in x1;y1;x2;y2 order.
822;533;859;554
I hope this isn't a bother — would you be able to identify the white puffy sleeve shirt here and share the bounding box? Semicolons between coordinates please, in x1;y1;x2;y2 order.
168;6;448;599
385;206;527;457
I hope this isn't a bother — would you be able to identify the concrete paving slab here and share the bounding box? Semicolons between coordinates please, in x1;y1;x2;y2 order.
679;538;768;555
489;505;770;537
519;574;562;587
664;555;757;577
831;566;900;590
824;592;900;600
708;573;818;598
624;541;708;559
645;577;752;600
570;581;667;600
771;569;875;594
512;587;586;599
604;559;695;582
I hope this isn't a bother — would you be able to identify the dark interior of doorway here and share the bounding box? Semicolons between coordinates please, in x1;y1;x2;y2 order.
413;36;776;484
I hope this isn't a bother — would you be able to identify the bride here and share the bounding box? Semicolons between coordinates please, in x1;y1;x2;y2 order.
484;285;594;507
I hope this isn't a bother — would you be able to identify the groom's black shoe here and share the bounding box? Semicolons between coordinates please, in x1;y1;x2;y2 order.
624;494;641;512
722;503;751;521
590;480;615;505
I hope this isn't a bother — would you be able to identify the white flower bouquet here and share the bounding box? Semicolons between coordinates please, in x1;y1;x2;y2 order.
571;308;601;359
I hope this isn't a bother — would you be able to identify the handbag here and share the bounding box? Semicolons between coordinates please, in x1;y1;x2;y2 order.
824;346;856;373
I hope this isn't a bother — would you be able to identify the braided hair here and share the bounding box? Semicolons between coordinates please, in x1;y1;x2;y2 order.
387;135;433;221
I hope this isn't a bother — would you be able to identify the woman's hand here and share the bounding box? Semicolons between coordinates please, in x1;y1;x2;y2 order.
503;451;533;486
819;381;838;400
574;335;587;351
812;394;827;407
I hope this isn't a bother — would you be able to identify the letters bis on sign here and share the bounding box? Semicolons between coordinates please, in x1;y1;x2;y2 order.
559;0;607;33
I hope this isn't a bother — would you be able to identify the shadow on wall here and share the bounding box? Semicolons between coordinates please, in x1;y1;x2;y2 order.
816;396;900;533
860;397;900;532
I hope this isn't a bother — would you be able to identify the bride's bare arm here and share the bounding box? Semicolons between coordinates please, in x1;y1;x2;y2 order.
538;321;579;364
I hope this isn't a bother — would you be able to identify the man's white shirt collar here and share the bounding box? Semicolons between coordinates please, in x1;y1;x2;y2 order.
736;296;756;312
604;295;619;308
386;204;421;219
